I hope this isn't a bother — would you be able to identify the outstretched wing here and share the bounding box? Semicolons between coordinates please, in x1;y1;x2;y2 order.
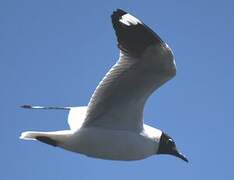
82;9;176;132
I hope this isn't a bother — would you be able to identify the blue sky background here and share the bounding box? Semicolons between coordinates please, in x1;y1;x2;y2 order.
1;0;234;179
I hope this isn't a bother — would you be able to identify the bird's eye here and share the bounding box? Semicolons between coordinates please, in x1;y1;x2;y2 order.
168;139;175;146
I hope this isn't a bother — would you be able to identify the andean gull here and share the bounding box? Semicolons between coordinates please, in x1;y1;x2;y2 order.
20;9;188;162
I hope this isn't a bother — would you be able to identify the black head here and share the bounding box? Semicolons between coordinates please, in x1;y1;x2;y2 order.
158;132;188;162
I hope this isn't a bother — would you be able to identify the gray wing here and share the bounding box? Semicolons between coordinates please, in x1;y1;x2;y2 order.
82;9;176;132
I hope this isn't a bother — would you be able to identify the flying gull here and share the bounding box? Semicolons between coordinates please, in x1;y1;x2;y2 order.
20;9;188;162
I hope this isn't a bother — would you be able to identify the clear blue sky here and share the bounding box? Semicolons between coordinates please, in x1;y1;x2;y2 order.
1;0;234;179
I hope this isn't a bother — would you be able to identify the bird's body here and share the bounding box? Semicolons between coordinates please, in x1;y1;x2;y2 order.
20;9;188;162
61;125;161;161
22;107;162;161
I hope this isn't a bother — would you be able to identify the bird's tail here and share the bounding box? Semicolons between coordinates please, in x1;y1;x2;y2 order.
20;131;45;140
20;131;59;146
20;130;73;146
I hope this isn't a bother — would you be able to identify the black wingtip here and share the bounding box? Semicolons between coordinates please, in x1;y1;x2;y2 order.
111;9;164;56
111;9;127;26
21;105;32;109
112;9;127;18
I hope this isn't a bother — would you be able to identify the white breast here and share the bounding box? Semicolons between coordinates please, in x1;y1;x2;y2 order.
61;126;160;161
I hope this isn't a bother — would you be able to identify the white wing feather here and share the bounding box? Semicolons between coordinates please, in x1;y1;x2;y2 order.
68;106;87;130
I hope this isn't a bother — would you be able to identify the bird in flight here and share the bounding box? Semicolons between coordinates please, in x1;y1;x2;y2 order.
20;9;188;162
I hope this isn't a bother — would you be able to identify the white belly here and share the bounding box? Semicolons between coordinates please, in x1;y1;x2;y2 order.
61;127;158;161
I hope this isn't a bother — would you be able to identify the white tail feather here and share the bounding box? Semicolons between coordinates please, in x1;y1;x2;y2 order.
20;131;44;140
20;130;74;140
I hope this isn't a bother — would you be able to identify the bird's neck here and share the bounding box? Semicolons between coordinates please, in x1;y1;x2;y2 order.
143;124;162;143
